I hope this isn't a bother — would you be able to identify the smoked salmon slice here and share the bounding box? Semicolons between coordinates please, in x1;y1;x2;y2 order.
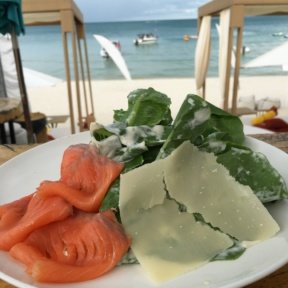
10;210;131;283
37;144;124;212
0;193;72;250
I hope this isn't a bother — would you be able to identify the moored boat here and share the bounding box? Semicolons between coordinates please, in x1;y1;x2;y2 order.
272;32;284;37
134;33;157;45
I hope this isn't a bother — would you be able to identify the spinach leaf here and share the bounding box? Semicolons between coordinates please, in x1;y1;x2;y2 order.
113;88;172;126
212;241;245;261
100;179;120;212
101;155;145;212
92;123;171;162
158;94;244;159
217;146;288;202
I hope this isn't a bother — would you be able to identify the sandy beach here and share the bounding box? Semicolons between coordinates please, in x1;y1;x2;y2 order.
26;75;288;135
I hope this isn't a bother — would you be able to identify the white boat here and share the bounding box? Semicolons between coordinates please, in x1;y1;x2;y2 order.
134;33;157;45
100;41;121;58
272;32;284;37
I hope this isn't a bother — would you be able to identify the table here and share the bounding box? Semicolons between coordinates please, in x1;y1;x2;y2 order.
0;98;22;144
1;133;288;287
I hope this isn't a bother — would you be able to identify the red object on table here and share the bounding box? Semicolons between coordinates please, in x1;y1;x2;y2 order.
255;118;288;132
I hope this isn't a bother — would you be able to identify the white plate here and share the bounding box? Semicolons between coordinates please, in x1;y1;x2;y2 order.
1;131;288;288
243;125;274;135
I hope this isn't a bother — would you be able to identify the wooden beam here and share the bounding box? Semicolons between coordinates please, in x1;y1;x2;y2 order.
22;0;83;24
198;0;288;17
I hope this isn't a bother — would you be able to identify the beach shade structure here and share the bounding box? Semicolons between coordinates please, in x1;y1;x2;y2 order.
243;41;288;70
197;0;288;114
23;68;63;88
93;34;132;80
21;0;94;134
0;35;63;97
0;0;34;143
194;16;211;96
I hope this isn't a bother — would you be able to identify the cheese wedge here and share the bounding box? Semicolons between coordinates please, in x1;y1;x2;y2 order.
119;141;279;283
164;142;280;241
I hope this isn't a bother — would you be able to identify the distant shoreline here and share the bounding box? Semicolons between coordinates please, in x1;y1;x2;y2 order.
84;18;199;24
20;16;288;80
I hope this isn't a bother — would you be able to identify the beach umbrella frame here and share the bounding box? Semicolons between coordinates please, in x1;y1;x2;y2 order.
0;0;34;143
9;23;34;143
197;0;288;114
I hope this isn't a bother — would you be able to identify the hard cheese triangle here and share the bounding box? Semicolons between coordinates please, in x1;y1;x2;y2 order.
119;141;279;283
164;142;280;241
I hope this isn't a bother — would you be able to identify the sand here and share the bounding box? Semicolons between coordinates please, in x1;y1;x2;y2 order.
26;75;288;135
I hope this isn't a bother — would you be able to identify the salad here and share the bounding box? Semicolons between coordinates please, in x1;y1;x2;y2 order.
89;87;288;280
91;87;287;209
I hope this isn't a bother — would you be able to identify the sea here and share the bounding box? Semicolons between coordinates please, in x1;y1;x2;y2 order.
18;16;288;80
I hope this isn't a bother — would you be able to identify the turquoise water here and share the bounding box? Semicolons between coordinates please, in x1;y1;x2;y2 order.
18;16;288;80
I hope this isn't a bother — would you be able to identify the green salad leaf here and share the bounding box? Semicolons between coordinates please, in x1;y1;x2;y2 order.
113;87;173;126
217;145;288;203
157;94;244;158
90;88;288;213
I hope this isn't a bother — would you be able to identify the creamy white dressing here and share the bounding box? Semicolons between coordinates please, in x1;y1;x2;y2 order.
93;135;122;159
187;98;195;107
119;125;165;147
120;126;147;146
151;125;165;139
207;141;226;153
188;108;211;129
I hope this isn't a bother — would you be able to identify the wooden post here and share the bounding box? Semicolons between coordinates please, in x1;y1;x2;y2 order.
82;27;94;117
223;25;234;111
0;57;7;98
71;22;83;131
76;31;89;117
232;25;244;114
230;5;244;114
62;30;75;133
196;16;206;99
10;26;34;143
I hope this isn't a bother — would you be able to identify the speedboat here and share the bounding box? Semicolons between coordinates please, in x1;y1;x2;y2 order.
100;40;121;58
134;33;157;45
272;32;284;37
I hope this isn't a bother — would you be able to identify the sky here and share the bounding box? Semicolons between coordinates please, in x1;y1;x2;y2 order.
74;0;208;23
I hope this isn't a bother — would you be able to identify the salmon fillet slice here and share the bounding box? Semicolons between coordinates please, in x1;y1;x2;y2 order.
10;210;131;283
0;193;72;250
37;144;124;212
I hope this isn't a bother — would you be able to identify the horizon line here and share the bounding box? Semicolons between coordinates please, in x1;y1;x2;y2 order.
84;17;198;24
